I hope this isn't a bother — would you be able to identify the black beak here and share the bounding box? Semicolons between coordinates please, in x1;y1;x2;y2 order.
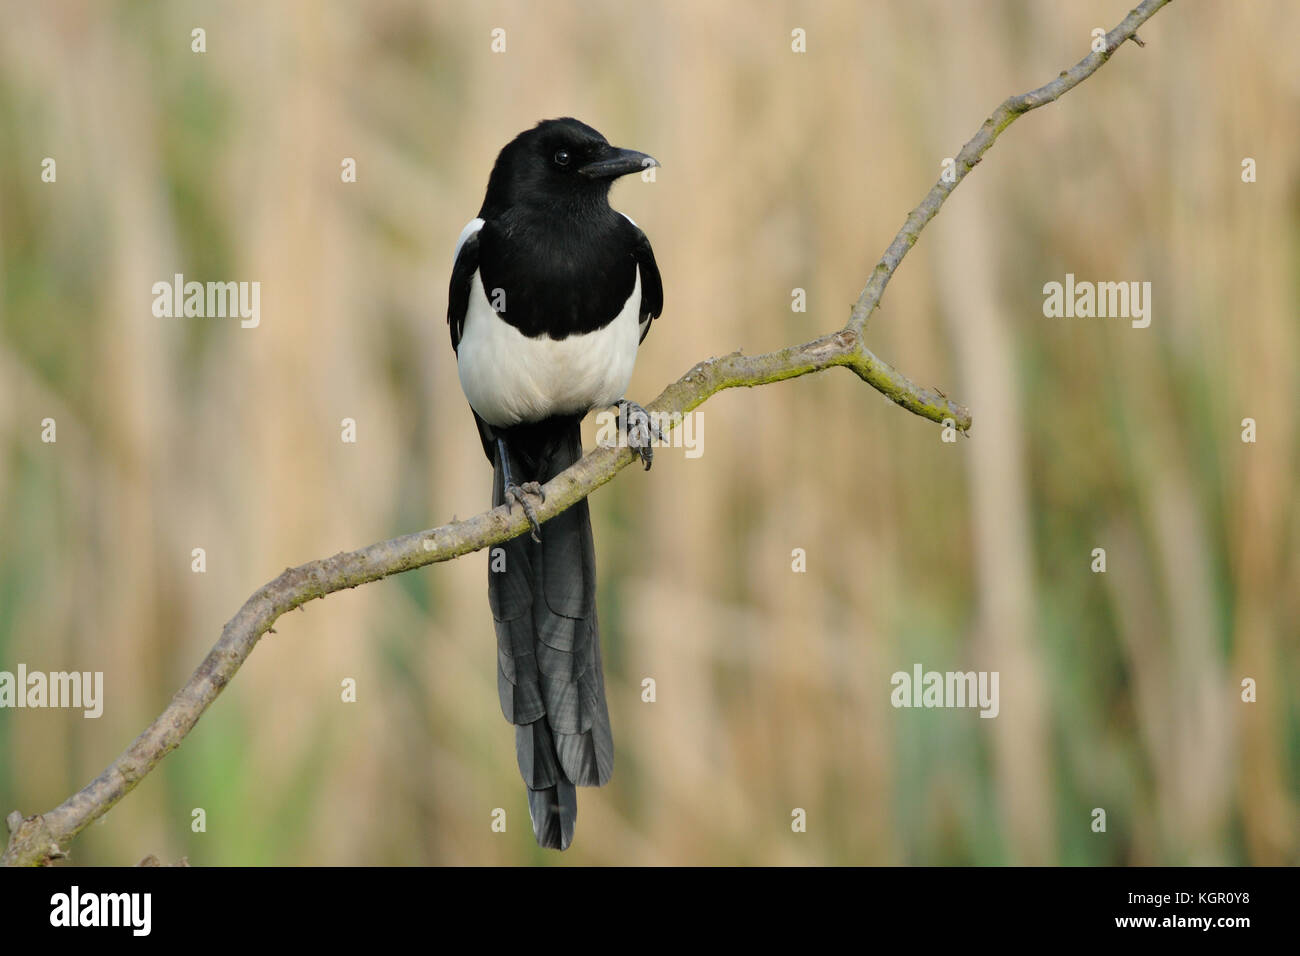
577;146;659;180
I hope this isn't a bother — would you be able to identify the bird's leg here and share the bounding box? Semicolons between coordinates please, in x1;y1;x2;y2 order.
615;399;663;471
497;437;544;542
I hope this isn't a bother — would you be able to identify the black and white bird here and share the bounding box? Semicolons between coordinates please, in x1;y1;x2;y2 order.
447;118;662;850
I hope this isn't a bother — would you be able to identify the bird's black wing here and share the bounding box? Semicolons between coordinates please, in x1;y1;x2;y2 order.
629;223;662;343
447;225;498;461
447;226;481;353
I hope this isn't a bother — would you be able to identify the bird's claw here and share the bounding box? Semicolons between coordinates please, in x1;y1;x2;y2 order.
616;400;661;470
505;481;545;541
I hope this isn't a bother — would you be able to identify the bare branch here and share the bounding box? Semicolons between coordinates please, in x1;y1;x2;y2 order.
848;0;1171;336
2;0;1171;866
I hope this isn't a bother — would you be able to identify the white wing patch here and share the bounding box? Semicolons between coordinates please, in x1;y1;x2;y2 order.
454;217;485;259
456;266;643;428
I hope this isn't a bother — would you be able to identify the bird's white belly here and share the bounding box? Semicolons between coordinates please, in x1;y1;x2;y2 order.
456;267;642;427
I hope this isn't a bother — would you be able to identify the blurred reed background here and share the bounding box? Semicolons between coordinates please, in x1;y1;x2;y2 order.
0;0;1296;865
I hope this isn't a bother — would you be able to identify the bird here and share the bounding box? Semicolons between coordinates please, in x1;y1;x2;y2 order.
447;118;662;849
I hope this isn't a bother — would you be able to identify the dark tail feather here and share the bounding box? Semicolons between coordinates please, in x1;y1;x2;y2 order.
520;721;578;850
526;782;578;851
489;418;612;850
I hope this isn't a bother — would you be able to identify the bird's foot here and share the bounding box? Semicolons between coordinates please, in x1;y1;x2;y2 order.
505;481;545;542
615;399;662;471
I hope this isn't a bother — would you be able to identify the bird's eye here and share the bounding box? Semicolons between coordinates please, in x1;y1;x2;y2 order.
553;150;570;167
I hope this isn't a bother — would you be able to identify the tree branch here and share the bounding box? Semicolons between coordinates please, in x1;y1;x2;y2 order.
2;0;1169;866
849;0;1170;335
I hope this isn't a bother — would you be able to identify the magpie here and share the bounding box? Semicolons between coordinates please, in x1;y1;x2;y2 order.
447;118;662;850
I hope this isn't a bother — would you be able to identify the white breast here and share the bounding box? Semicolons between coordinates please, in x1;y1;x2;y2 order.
456;267;643;428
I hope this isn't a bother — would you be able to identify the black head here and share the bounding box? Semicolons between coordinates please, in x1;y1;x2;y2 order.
479;117;658;216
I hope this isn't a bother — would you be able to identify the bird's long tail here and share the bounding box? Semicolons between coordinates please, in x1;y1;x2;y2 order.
489;419;613;850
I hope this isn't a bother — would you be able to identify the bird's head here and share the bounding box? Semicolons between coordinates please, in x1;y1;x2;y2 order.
481;117;658;214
